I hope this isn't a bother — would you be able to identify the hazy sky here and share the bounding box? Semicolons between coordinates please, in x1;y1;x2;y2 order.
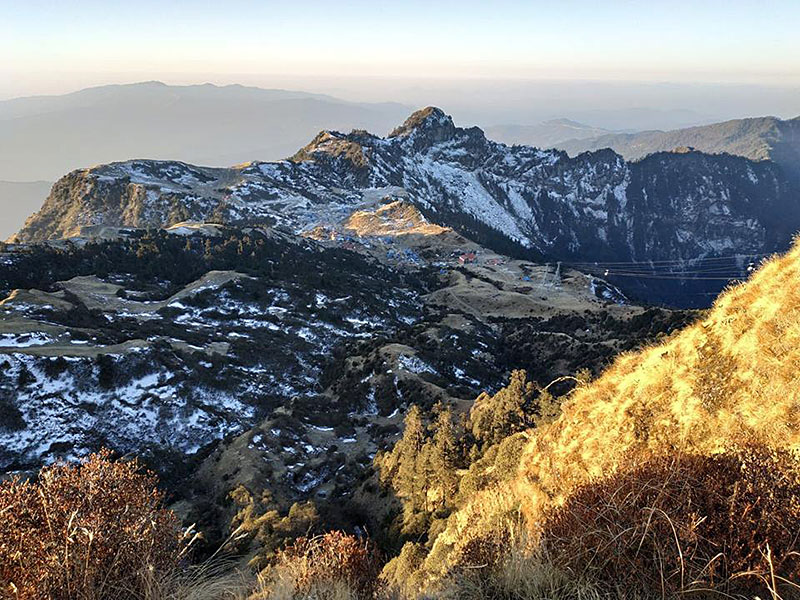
2;0;799;100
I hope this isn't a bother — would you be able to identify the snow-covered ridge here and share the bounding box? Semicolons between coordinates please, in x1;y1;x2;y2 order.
11;107;800;282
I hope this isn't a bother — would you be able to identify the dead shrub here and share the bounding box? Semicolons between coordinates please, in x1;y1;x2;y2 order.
541;446;800;598
452;530;511;573
0;449;183;599
259;531;383;600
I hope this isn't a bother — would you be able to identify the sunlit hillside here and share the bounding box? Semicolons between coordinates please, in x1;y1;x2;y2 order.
425;235;800;589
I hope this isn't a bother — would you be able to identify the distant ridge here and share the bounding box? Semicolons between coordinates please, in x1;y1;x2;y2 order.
556;115;800;178
0;81;412;181
485;119;612;149
12;107;800;307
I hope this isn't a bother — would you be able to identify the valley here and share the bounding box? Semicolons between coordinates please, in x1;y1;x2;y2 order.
5;3;800;598
0;190;694;557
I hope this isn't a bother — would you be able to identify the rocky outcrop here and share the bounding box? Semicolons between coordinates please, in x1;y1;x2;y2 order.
9;162;227;242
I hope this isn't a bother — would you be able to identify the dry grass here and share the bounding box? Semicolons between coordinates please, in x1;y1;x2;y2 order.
252;532;383;600
423;239;800;593
516;243;800;519
437;528;605;600
132;561;252;600
250;577;360;600
542;447;800;598
343;201;448;238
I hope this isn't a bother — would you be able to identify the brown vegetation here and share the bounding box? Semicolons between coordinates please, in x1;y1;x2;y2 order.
253;532;383;600
543;446;800;598
0;450;184;600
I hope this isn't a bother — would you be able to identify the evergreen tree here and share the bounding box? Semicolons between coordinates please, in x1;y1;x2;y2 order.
429;405;459;510
416;441;435;513
394;405;426;511
468;369;535;449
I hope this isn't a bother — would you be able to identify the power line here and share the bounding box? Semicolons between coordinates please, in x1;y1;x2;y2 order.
560;253;767;282
564;253;771;268
604;272;744;281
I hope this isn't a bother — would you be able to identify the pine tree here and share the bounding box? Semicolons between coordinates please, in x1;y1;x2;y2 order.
394;405;426;510
416;441;435;513
468;369;535;449
429;405;459;509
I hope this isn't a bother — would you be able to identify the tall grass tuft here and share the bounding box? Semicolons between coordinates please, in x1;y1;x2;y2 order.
541;446;800;599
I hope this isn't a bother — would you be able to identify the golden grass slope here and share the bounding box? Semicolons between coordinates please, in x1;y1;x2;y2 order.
343;201;449;237
427;238;800;577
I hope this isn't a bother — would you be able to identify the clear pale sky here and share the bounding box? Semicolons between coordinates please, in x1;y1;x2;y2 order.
2;0;799;99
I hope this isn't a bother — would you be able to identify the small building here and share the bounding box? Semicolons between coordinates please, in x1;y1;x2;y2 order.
458;252;477;265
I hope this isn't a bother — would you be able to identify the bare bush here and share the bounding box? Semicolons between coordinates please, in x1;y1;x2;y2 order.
255;532;383;600
0;449;184;599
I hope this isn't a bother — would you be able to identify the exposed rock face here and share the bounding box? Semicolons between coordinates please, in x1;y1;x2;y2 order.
12;163;227;241
388;106;458;146
12;107;800;305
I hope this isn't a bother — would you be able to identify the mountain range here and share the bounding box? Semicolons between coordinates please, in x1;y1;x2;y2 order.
5;83;798;249
0;81;411;183
3;101;800;599
12;106;800;307
555;115;800;179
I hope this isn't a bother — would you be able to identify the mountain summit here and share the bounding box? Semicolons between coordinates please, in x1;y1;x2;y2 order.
388;106;457;143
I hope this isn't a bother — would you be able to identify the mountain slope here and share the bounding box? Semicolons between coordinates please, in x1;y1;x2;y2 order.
0;81;411;182
432;229;800;552
0;228;426;471
0;205;697;514
557;115;800;178
420;227;800;589
13;107;800;307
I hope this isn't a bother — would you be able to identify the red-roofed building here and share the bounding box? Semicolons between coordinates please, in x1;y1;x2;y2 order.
458;252;477;264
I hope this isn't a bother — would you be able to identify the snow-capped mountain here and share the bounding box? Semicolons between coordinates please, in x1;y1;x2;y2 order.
12;107;800;305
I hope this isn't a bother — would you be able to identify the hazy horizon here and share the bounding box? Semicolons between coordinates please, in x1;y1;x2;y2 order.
2;78;798;131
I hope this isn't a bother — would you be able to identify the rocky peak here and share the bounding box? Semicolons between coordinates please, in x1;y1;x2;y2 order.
389;106;457;146
288;130;372;185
